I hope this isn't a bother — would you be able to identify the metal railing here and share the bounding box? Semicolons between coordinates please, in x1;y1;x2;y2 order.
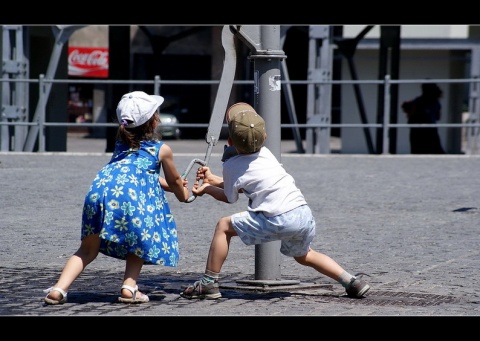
1;75;480;154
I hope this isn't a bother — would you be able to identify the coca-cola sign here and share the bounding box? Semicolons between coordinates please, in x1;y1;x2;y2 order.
68;47;109;78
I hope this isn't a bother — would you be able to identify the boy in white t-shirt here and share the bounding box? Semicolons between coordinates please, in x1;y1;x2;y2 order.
180;102;370;300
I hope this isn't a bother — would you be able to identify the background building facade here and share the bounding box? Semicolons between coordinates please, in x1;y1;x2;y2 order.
2;25;479;154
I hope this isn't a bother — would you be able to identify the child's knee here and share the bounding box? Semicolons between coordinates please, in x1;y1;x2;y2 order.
215;216;236;235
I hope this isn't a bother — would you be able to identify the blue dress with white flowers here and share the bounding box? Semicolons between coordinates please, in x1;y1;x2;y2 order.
81;139;179;267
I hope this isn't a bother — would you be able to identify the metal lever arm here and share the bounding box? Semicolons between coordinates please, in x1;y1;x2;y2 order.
181;158;207;203
182;25;237;203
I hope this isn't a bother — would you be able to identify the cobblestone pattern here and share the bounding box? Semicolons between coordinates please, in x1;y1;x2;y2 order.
1;152;479;316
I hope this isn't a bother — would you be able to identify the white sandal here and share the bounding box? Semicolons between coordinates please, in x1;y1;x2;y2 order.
43;287;68;305
118;285;149;304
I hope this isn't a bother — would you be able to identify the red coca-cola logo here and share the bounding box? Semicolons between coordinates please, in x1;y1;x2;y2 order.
68;47;109;78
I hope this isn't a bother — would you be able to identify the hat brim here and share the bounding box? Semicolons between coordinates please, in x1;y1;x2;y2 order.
151;95;165;108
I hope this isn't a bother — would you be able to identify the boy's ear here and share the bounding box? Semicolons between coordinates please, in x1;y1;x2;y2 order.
227;136;233;146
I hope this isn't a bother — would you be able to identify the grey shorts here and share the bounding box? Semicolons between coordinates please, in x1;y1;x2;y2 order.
231;205;316;257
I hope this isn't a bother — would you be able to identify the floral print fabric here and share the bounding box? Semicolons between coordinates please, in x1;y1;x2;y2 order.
81;139;179;267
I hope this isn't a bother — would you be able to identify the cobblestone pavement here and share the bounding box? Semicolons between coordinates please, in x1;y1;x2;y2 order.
1;137;479;319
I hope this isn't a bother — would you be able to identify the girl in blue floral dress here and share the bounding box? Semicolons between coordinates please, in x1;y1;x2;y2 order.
44;91;190;305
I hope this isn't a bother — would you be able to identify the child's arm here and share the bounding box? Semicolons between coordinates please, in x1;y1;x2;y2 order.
192;166;229;202
159;144;190;202
159;176;188;192
196;166;224;188
192;182;228;203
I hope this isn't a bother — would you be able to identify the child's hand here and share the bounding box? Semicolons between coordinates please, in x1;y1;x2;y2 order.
195;166;224;189
196;166;214;184
192;180;209;196
195;167;205;182
183;185;190;201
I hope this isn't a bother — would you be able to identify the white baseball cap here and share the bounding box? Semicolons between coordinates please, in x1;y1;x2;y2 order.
116;91;164;128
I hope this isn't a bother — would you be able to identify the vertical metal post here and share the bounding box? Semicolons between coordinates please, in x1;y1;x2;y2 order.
24;25;82;151
306;26;332;154
38;75;46;152
1;25;29;152
376;26;401;154
382;75;391;155
280;26;304;153
154;75;161;95
467;47;480;154
239;25;285;280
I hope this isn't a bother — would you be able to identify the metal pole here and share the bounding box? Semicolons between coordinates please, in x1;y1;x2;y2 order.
38;75;46;152
249;25;286;280
382;75;391;155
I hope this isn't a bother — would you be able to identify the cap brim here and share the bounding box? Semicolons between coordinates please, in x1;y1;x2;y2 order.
151;95;165;108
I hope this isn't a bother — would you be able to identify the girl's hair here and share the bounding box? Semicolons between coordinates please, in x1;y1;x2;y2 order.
116;111;161;149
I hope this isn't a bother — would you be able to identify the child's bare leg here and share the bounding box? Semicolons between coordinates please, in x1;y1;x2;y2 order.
121;253;145;299
294;249;345;280
294;249;371;297
205;216;237;273
180;216;237;299
46;234;101;300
